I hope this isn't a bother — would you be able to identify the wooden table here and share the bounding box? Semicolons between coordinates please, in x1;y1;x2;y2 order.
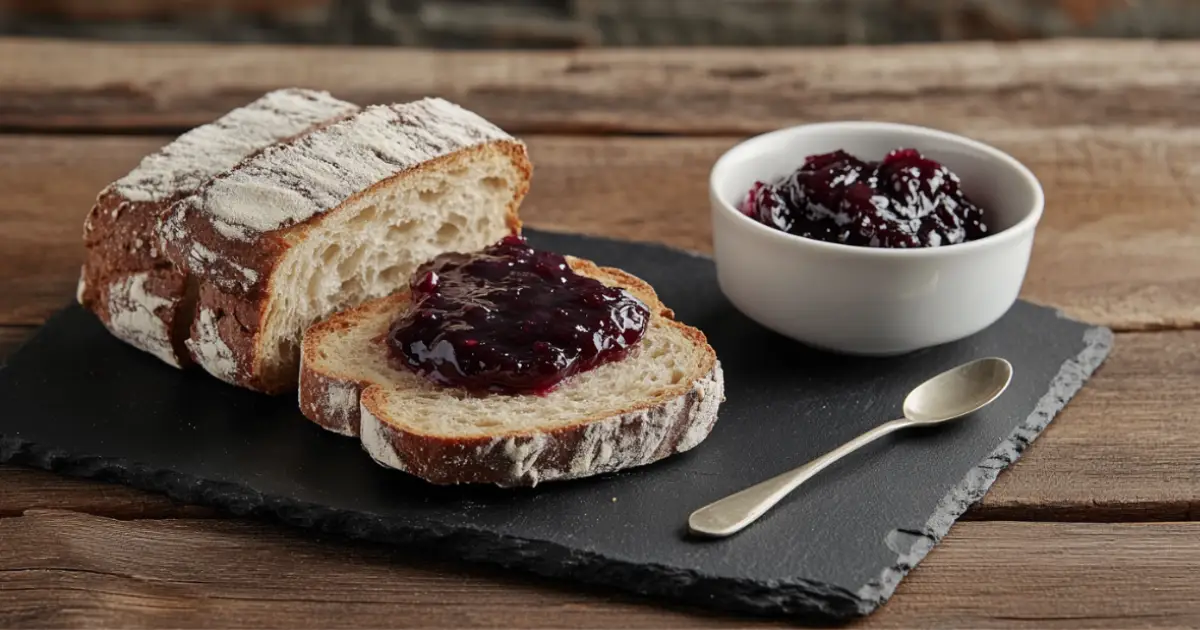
1;37;1198;629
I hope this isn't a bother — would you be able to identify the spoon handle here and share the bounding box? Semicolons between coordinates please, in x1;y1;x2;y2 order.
688;418;914;538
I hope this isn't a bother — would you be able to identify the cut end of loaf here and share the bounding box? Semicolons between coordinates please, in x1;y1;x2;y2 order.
299;259;724;487
254;140;530;393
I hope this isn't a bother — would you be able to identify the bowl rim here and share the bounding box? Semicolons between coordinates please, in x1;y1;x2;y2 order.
709;120;1045;258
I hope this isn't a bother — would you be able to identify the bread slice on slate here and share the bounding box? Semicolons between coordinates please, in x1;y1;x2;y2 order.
160;98;532;395
298;257;725;487
78;88;360;367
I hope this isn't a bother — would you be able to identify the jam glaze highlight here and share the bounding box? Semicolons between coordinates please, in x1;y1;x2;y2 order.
386;236;650;395
741;148;989;248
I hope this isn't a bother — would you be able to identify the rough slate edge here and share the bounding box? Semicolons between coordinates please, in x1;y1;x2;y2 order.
525;229;1119;616
855;324;1114;615
0;230;1115;623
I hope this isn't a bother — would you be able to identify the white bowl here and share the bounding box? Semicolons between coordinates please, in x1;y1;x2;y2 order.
710;121;1044;356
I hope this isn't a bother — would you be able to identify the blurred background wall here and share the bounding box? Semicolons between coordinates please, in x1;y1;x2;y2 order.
0;0;1195;47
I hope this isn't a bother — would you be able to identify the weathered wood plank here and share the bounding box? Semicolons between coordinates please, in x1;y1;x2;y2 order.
0;0;330;20
0;134;134;325
968;331;1200;522
1;38;1198;133
0;511;1197;629
0;468;214;519
870;520;1200;629
2;131;1197;329
1;331;1195;522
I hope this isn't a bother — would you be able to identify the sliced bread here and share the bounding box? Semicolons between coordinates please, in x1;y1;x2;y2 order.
78;88;360;367
298;257;725;487
160;97;532;394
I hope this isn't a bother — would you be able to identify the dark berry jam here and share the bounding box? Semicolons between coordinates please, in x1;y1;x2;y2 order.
741;148;988;248
385;236;650;395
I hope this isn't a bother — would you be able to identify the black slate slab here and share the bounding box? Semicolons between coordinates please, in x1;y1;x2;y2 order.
0;229;1111;622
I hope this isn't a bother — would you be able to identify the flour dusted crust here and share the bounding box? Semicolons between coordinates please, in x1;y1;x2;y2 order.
358;363;724;487
188;293;244;383
79;188;195;365
298;260;725;487
162;97;522;294
98;270;189;367
78;88;360;367
110;89;362;204
298;294;395;437
162;97;530;393
299;364;362;437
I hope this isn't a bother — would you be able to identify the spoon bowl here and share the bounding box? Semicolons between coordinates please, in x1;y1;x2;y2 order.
903;357;1013;424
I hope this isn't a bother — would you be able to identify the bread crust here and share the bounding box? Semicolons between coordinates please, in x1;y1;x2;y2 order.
298;259;724;487
79;88;360;369
299;292;394;436
164;99;532;394
80;191;195;367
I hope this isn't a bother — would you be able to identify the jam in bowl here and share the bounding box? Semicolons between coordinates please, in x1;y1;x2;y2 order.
740;148;989;249
709;121;1044;356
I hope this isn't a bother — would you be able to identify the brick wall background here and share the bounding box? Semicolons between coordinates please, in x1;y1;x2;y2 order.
0;0;1196;47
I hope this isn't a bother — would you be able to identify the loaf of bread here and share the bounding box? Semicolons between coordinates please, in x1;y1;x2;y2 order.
298;257;724;487
159;98;532;394
78;88;360;368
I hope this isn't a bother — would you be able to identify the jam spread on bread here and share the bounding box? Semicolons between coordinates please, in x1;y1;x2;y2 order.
386;236;650;394
741;148;988;248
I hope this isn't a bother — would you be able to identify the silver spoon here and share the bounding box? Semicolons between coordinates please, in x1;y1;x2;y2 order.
688;357;1014;539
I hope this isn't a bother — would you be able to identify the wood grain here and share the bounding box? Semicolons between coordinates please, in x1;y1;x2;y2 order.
0;0;330;20
0;134;134;325
3;131;1197;329
1;331;1194;522
0;468;214;519
0;510;1197;629
968;331;1200;521
1;38;1198;133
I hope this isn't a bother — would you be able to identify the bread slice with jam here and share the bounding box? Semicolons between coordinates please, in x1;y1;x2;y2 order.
298;247;724;487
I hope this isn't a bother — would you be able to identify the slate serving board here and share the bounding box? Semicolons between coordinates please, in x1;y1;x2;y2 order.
0;229;1111;622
